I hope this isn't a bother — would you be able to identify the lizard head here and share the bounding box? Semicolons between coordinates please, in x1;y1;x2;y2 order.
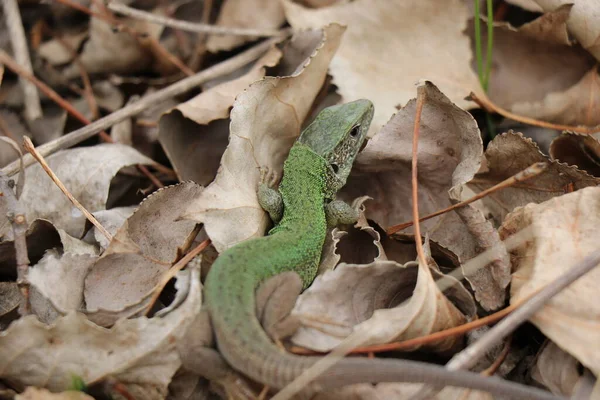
298;99;374;195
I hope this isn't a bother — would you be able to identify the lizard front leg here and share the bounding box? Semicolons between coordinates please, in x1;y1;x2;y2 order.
257;167;283;224
325;199;360;227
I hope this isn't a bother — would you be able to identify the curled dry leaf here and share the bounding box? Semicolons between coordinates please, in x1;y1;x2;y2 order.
500;186;600;376
549;132;600;176
28;250;98;324
510;65;600;127
182;24;345;252
291;258;475;353
449;186;511;310
62;5;164;79
282;0;483;134
532;341;583;397
0;267;201;400
159;47;282;184
0;144;154;240
84;182;202;313
480;5;595;114
345;81;484;265
469;132;600;225
86;206;137;250
207;0;285;52
533;0;600;62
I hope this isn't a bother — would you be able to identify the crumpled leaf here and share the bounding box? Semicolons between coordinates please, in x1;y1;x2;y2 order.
62;5;164;79
533;0;600;62
532;341;583;397
549;132;600;176
182;24;344;252
0;219;96;280
0;282;19;330
37;31;88;66
343;81;484;264
0;267;201;400
469;132;600;225
0;144;155;240
15;387;93;400
449;186;511;310
159;47;282;184
86;206;137;250
282;0;484;134
500;186;600;376
312;383;492;400
291;255;475;353
479;6;595;115
206;0;285;52
28;250;98;324
510;65;600;126
85;182;202;313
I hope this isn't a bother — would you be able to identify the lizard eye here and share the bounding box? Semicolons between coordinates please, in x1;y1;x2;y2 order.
331;163;339;173
350;125;360;137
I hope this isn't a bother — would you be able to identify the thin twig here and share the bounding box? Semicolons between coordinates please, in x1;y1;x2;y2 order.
0;50;112;142
0;167;30;314
2;35;285;176
2;0;42;121
448;247;600;371
387;162;547;234
468;91;600;134
144;238;211;315
22;137;113;241
411;84;427;268
108;2;284;37
482;336;511;376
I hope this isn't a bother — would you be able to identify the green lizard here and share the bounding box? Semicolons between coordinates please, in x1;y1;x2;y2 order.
201;100;561;399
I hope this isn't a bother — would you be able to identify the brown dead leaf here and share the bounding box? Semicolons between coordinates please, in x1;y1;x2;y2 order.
37;31;88;66
549;132;600;176
86;206;137;250
477;7;595;113
62;5;164;79
159;47;281;184
0;144;154;240
291;257;475;353
500;186;600;376
0;282;19;330
282;0;484;134
313;383;492;400
532;341;583;397
533;0;600;62
511;66;600;126
343;81;484;267
16;387;93;400
469;131;600;225
0;267;201;400
206;0;285;52
182;24;344;252
84;182;202;312
28;250;98;323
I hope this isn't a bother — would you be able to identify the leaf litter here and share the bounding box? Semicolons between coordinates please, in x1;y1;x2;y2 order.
0;1;599;399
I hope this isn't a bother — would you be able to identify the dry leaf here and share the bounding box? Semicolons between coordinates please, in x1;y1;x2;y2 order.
533;0;600;62
477;7;595;114
500;186;600;376
0;267;201;399
159;47;282;184
84;183;202;313
532;341;583;396
86;206;137;250
469;131;600;225
182;24;344;252
0;144;154;240
282;0;484;134
510;66;600;126
549;132;600;176
344;82;484;264
206;0;285;52
291;258;475;353
28;250;98;323
37;31;88;66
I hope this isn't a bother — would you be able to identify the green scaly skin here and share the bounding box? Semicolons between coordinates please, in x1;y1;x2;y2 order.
204;100;562;400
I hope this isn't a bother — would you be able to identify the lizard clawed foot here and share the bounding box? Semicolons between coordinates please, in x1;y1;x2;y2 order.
259;166;279;188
